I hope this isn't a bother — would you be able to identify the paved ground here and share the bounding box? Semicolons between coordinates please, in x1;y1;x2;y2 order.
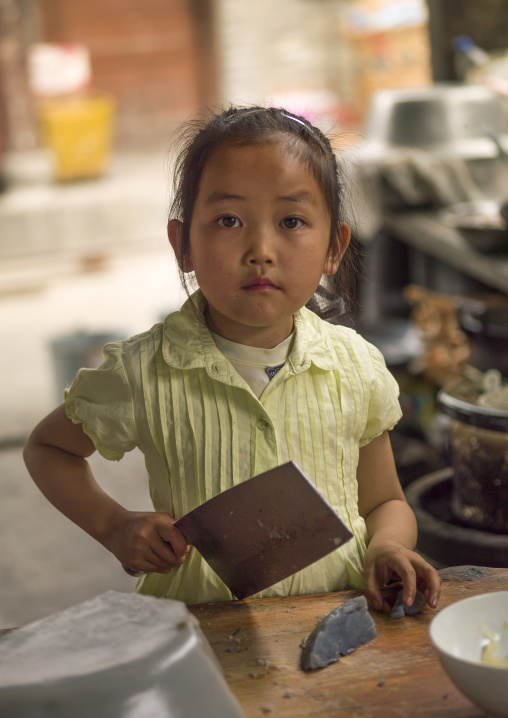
0;153;188;629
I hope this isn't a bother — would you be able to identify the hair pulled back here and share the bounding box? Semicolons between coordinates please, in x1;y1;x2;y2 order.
169;105;359;322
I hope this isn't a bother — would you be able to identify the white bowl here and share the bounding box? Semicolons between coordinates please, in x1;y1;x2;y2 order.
430;591;508;717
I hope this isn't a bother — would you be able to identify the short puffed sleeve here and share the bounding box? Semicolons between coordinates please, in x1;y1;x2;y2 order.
65;341;140;461
359;342;402;447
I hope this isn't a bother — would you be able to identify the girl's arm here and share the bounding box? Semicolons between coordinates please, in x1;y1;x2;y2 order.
357;431;441;611
23;404;189;573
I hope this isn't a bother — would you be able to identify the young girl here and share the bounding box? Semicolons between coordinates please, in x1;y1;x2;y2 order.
24;106;440;612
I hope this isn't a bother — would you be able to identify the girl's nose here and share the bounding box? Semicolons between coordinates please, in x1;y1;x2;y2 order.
245;229;275;265
249;254;273;265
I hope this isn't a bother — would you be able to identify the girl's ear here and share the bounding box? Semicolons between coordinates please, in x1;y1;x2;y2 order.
324;222;350;275
168;219;193;272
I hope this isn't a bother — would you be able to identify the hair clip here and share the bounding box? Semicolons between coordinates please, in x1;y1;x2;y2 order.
282;113;320;140
225;108;311;128
223;108;319;139
224;108;262;123
281;113;309;129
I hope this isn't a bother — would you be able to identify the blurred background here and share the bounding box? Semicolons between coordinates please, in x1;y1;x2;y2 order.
1;0;508;628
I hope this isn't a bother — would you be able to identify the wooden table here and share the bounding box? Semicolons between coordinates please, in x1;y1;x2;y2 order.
1;566;506;716
188;566;508;718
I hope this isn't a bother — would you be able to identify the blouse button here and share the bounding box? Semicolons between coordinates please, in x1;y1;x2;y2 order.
256;417;269;431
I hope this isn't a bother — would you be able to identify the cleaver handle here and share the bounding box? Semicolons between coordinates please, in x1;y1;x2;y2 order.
122;563;144;577
121;523;192;577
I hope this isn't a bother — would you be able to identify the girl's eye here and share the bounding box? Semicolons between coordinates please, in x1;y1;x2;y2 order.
281;217;304;230
218;216;240;228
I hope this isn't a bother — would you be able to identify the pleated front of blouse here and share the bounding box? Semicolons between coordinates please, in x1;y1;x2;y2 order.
66;291;402;604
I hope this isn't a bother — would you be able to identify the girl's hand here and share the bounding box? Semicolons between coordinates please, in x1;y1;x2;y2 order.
105;510;191;574
357;432;440;613
364;540;441;612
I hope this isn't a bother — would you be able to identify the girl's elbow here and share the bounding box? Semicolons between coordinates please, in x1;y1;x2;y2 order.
23;433;39;476
23;425;46;469
24;417;49;455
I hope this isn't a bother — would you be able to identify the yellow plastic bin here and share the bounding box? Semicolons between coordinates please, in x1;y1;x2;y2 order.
38;92;115;181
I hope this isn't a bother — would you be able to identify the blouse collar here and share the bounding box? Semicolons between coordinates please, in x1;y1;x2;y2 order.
161;289;338;376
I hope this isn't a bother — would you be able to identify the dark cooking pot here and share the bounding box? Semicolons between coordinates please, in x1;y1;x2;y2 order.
500;198;508;231
501;198;508;220
459;299;508;377
438;376;508;534
441;200;508;253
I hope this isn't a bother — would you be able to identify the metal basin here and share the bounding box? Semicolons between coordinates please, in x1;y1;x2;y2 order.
440;200;508;253
364;84;508;159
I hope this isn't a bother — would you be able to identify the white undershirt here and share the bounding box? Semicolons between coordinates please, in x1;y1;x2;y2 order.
211;331;293;398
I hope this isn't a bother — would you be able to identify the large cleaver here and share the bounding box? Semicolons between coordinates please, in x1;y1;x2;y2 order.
124;461;352;600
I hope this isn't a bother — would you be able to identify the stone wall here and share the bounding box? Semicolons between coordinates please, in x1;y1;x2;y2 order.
215;0;355;119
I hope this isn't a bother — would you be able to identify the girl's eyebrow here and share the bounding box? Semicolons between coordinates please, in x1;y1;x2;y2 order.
205;190;317;207
204;191;245;205
279;191;317;207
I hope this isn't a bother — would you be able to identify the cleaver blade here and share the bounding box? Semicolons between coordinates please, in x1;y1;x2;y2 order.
174;461;353;600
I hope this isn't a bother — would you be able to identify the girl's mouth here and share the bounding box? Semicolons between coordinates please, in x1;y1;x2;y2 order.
243;277;280;292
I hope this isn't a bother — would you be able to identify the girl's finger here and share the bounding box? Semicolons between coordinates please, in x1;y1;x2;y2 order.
386;558;417;607
137;545;182;573
365;586;383;612
151;539;188;568
401;555;441;608
364;566;387;611
138;545;170;570
156;519;189;558
415;561;441;608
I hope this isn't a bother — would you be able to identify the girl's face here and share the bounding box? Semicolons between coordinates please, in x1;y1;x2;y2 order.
170;140;349;348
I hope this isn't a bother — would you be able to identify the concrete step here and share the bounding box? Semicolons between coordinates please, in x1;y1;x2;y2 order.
0;150;171;265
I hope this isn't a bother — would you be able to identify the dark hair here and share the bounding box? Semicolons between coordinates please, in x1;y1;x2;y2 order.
169;105;360;322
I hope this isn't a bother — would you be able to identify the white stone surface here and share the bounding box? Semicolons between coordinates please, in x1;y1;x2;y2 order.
0;591;245;718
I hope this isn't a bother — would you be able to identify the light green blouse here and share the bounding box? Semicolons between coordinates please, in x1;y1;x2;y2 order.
65;291;402;604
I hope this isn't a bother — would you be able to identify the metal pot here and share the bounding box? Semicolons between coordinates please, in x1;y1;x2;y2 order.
437;376;508;534
363;83;508;159
440;200;508;253
499;197;508;227
459;298;508;376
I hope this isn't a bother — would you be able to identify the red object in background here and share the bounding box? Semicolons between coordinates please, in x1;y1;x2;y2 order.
36;0;218;146
26;43;92;98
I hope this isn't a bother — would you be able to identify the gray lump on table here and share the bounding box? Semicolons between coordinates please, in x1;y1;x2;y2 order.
390;589;427;619
301;595;378;671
